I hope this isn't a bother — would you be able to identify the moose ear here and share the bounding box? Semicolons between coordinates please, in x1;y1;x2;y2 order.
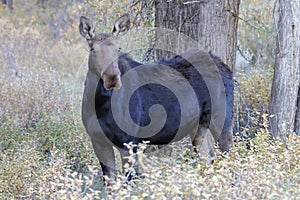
112;13;130;36
79;16;95;40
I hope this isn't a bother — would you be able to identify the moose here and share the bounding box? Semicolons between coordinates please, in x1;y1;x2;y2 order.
79;14;234;184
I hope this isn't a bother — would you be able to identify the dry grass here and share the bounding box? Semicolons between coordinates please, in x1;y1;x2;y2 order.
103;130;299;200
1;129;298;199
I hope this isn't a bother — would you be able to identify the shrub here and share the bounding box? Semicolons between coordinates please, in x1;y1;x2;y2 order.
99;131;300;199
0;68;63;128
234;68;273;137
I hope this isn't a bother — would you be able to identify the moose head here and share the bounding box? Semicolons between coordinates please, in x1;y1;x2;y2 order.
79;14;130;90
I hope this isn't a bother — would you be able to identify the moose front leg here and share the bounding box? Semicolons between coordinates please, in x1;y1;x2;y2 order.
119;147;139;182
92;141;116;186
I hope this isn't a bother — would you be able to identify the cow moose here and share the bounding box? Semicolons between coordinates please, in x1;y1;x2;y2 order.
79;14;234;184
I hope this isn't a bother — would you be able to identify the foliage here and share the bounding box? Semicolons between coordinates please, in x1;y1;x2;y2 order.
1;122;299;199
0;2;95;198
238;0;276;69
85;0;155;61
237;69;272;110
235;0;277;137
105;131;300;199
86;0;154;29
234;68;273;136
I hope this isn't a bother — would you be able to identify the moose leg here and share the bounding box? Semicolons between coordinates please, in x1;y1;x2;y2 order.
192;126;215;160
92;141;116;185
218;124;233;154
120;147;139;182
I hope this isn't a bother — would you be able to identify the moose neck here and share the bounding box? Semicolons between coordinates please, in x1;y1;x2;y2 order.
85;52;142;98
117;52;142;75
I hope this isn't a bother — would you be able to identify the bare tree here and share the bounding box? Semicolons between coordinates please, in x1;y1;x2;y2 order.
153;0;239;153
154;0;240;70
269;0;300;136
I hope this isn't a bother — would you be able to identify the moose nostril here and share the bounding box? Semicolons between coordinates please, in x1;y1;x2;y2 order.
105;81;118;90
103;75;121;90
111;75;118;82
105;83;115;90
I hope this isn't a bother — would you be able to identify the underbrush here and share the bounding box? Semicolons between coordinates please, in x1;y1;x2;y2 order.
0;5;95;198
0;55;95;198
234;68;273;139
106;133;299;199
1;121;299;199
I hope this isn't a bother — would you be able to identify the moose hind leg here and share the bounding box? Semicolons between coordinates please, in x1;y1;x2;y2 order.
192;126;215;160
218;124;233;153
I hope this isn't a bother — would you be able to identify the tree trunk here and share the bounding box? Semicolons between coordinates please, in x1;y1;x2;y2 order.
153;0;239;154
154;0;240;70
269;0;300;137
295;89;300;135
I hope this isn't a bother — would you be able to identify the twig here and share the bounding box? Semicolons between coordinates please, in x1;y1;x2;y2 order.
226;9;271;33
237;45;252;63
183;0;206;4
